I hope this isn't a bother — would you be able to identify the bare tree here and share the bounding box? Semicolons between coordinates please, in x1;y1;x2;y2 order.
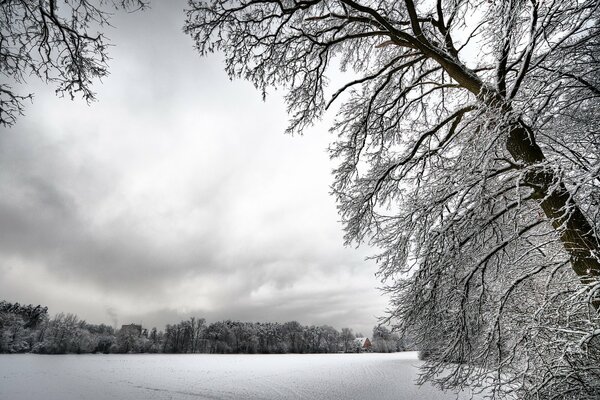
0;0;147;127
340;327;354;352
185;0;600;398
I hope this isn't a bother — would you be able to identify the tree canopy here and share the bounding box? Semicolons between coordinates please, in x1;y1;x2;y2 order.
2;300;406;355
185;0;600;398
2;0;599;397
0;0;147;126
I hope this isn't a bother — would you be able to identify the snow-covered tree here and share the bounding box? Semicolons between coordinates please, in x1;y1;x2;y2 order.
372;325;403;353
185;1;600;398
34;313;82;354
340;327;355;352
0;0;147;127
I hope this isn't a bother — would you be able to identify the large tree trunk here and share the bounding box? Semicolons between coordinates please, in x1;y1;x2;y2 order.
507;121;600;309
425;45;600;309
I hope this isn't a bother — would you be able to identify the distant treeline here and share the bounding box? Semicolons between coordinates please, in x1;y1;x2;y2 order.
0;300;413;354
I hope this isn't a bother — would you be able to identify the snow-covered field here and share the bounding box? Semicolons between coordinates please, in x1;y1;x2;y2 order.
0;352;479;399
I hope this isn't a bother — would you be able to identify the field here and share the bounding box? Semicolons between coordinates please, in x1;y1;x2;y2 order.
0;352;482;399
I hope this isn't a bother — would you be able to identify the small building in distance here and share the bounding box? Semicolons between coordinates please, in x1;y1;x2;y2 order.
121;324;142;337
354;337;372;352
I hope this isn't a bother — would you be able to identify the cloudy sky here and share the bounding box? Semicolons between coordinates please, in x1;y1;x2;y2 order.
0;1;388;335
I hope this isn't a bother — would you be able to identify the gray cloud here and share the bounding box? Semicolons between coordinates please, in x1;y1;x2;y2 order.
0;0;388;336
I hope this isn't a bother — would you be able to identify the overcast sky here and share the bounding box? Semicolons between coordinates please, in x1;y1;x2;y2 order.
0;1;388;336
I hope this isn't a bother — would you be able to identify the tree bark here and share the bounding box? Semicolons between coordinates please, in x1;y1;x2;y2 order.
422;44;600;310
507;121;600;310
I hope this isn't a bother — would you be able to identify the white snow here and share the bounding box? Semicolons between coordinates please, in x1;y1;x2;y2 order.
0;352;480;399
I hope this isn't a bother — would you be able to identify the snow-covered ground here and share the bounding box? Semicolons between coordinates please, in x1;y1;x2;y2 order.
0;352;480;399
